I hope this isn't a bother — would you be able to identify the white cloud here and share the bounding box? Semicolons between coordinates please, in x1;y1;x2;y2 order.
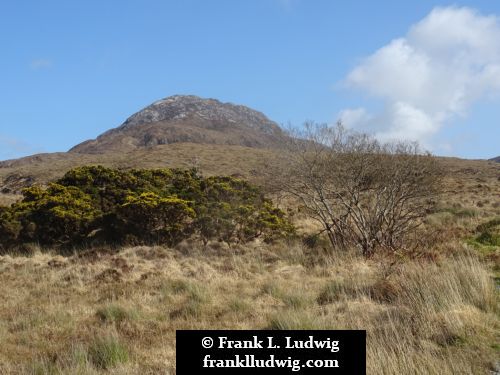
340;6;500;148
30;58;53;70
338;108;372;128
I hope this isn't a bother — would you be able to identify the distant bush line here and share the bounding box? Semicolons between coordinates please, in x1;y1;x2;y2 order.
0;166;294;252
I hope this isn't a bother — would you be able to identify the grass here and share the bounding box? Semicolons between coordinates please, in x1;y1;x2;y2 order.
0;243;497;374
88;336;129;370
466;217;500;259
95;304;139;324
261;281;312;308
475;218;500;247
267;310;327;330
227;298;252;314
0;152;498;373
436;206;479;218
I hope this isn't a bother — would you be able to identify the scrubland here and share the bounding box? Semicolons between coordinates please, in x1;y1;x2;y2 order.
0;156;498;374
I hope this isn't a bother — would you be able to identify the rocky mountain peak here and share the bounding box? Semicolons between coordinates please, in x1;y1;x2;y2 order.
69;95;285;154
120;95;279;134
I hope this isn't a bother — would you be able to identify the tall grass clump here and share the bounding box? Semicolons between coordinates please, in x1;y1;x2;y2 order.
88;335;129;370
391;255;497;314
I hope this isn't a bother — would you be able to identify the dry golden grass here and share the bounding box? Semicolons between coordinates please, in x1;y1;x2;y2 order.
439;158;500;218
0;241;497;374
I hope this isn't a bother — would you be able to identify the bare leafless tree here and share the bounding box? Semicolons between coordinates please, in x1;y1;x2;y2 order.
268;122;441;257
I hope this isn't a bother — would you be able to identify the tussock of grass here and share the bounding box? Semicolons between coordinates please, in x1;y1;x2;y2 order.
170;299;206;320
96;304;139;324
30;360;60;375
88;336;129;370
163;279;212;320
162;279;209;302
317;280;344;304
227;298;252;314
394;256;497;313
261;280;312;309
440;207;479;218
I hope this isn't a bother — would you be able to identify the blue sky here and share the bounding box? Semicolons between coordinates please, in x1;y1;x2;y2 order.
1;0;499;160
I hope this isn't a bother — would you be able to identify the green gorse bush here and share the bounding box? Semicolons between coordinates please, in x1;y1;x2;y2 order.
0;166;294;252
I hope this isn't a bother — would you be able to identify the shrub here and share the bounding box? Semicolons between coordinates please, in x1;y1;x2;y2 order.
255;202;296;243
57;165;139;211
269;122;442;256
114;192;195;246
0;205;21;249
0;166;294;251
13;184;98;247
195;176;294;245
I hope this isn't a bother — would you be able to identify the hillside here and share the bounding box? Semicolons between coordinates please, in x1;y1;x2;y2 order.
0;143;274;197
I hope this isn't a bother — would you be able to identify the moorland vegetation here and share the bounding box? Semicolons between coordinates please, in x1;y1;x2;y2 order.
0;123;498;374
0;166;294;252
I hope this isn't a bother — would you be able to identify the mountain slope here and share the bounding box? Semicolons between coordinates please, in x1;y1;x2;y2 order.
0;143;275;196
70;95;285;153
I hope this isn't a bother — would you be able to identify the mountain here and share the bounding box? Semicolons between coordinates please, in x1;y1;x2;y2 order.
490;156;500;163
2;95;498;200
69;95;285;154
0;95;288;196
